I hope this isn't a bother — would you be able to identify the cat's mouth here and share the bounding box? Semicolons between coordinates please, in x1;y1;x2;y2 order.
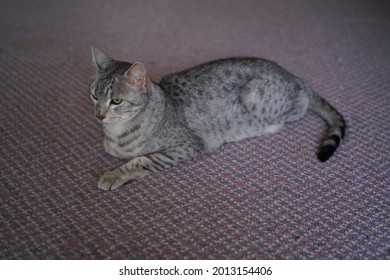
95;113;128;124
100;117;120;124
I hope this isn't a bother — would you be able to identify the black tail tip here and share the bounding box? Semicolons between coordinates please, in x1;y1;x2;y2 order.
317;145;336;162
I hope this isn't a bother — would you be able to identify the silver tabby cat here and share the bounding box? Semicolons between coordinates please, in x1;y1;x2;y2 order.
90;47;346;191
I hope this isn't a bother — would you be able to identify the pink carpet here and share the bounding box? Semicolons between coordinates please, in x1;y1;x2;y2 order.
0;0;389;259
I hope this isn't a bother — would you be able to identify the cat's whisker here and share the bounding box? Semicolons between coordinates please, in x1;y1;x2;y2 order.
117;119;132;135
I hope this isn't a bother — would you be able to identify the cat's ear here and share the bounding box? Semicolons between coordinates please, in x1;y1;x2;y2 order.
123;62;148;90
91;46;113;70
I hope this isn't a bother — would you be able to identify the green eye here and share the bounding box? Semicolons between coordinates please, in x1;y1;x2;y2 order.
111;98;123;105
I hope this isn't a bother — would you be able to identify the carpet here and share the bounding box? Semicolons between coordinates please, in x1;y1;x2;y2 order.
0;0;389;259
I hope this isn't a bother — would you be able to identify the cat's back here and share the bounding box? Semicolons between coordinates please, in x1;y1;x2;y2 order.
159;57;296;100
160;57;279;87
160;58;299;113
158;58;299;150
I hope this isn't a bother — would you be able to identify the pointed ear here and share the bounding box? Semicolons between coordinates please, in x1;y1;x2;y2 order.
91;46;113;69
123;62;148;90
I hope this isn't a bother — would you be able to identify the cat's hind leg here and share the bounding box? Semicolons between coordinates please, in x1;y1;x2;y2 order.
240;79;308;125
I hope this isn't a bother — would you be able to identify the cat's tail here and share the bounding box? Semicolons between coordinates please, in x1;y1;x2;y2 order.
304;84;347;162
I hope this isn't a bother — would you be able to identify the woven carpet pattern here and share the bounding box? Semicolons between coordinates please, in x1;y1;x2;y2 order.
0;0;389;259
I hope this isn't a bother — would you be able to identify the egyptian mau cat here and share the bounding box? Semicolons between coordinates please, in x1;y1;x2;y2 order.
90;47;346;191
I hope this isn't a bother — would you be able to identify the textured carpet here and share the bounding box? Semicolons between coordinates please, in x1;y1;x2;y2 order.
0;0;389;259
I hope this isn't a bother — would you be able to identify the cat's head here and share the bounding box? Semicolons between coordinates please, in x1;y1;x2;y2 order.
90;47;150;124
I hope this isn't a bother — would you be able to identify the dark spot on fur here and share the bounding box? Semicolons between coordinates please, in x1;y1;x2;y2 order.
340;125;346;138
317;145;336;162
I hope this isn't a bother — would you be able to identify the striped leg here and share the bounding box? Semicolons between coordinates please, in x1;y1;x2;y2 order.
98;151;186;191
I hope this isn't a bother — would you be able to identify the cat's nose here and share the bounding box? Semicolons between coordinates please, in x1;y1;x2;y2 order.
95;114;105;121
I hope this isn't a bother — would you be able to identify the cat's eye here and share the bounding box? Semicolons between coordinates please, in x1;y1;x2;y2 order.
91;94;98;101
110;98;123;105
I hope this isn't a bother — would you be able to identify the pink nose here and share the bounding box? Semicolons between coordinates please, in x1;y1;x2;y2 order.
95;114;105;121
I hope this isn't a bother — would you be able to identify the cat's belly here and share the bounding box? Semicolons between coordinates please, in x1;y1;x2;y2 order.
201;123;284;151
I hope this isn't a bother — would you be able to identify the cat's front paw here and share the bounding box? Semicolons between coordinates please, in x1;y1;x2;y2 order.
98;170;126;191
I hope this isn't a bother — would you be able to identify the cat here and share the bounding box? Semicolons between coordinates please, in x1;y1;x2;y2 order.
90;47;346;191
